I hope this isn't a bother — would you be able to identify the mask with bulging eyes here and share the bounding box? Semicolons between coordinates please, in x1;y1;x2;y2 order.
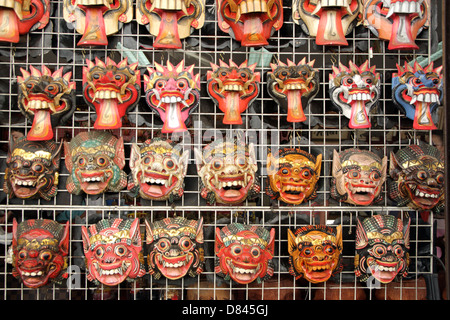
215;223;275;284
64;131;127;195
4;137;62;201
388;143;445;213
355;214;410;284
331;148;387;206
128;137;189;202
81;218;146;286
0;0;50;43
288;225;343;283
392;61;443;130
194;139;260;205
17;66;76;141
144;60;200;133
329;60;381;129
136;0;206;49
217;0;284;47
207;59;260;125
362;0;430;50
292;0;361;46
63;0;133;46
267;58;320;123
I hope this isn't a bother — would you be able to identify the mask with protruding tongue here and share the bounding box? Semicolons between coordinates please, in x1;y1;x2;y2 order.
392;61;443;130
217;0;283;47
0;0;50;43
292;0;361;46
363;0;430;51
144;61;200;133
267;58;319;123
83;57;141;130
17;66;76;141
63;0;133;46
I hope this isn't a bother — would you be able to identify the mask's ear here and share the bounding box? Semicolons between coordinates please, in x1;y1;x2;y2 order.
52;140;64;170
380;155;388;184
129;143;141;171
332;149;342;177
314;153;322;177
113;137;125;169
195;217;204;244
287;229;297;256
145;219;154;245
214;227;224;255
64;141;73;172
266;152;277;175
129;218;142;247
355;217;368;250
59;221;70;256
389;151;401;179
194;147;205;173
335;225;343;250
266;228;276;257
179;150;190;178
81;226;90;254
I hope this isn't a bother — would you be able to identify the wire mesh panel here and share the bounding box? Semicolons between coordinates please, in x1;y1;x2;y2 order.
0;0;444;300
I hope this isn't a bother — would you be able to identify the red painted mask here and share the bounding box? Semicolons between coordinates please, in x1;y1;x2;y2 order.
217;0;283;47
362;0;430;50
136;0;206;49
329;60;381;129
63;0;133;46
215;223;275;284
12;219;70;289
207;60;260;125
292;0;361;46
81;218;146;286
144;61;200;133
83;58;141;130
17;66;76;141
267;58;320;123
146;217;204;280
0;0;50;43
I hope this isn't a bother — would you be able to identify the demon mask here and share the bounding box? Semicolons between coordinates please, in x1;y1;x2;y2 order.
266;147;322;205
331;148;387;206
362;0;430;50
215;223;275;284
136;0;206;49
144;61;200;133
0;0;50;43
83;58;141;130
12;219;70;288
329;60;381;129
206;59;260;125
145;217;204;280
392;62;443;130
82;218;146;286
64;131;127;195
128;137;189;202
355;214;410;284
292;0;361;46
195;139;260;205
217;0;283;47
17;66;76;141
287;225;343;283
388;143;444;213
63;0;133;46
267;58;320;123
4;137;62;201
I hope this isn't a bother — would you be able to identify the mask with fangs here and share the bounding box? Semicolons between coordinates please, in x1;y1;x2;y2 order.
362;0;430;51
17;66;76;141
288;225;343;283
292;0;361;46
194;139;260;205
136;0;206;49
128;137;189;202
217;0;283;47
266;147;322;205
83;57;141;130
388;143;444;213
4;137;62;201
267;58;320;123
64;131;127;195
329;60;381;129
331;148;387;206
215;223;275;284
206;59;260;125
81;218;146;286
63;0;133;46
392;61;443;130
0;0;50;43
144;60;200;133
355;214;410;284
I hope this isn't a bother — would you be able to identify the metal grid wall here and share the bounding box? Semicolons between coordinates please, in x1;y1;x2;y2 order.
0;0;444;300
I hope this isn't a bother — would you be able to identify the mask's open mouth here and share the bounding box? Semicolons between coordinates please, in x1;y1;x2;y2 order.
406;183;442;209
92;260;132;285
226;259;262;284
78;170;112;194
301;260;335;283
139;171;178;199
209;174;254;204
155;253;194;280
11;175;46;198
